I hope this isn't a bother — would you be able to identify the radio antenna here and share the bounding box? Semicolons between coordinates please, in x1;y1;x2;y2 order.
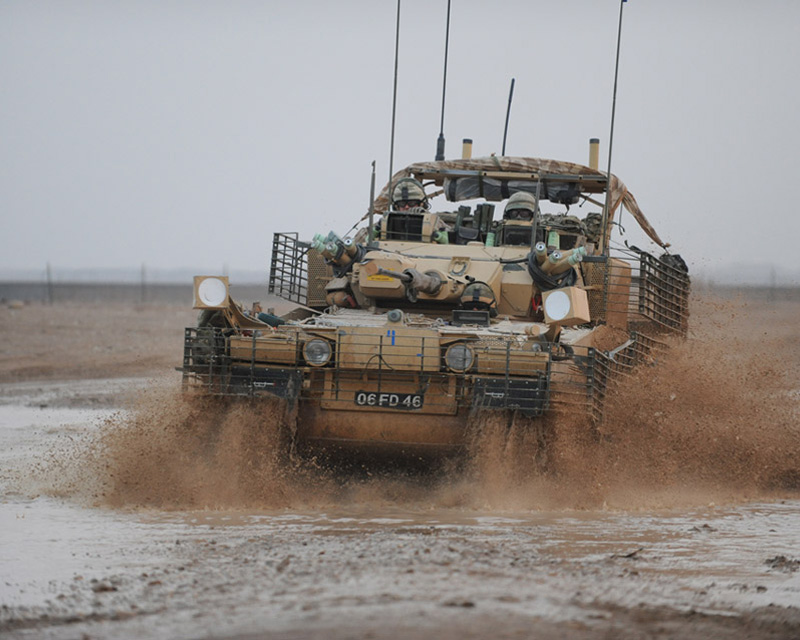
387;0;401;208
367;161;377;244
435;0;451;161
501;77;515;156
600;0;626;255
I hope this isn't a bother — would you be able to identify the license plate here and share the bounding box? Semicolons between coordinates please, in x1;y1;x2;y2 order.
354;391;424;410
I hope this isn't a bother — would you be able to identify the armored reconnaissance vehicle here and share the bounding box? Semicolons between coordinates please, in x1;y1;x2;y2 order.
182;150;689;455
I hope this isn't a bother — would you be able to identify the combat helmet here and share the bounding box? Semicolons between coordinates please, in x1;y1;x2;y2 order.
504;191;537;220
392;178;428;210
459;281;498;317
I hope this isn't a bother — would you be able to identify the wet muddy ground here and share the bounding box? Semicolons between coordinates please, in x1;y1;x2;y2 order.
1;295;800;638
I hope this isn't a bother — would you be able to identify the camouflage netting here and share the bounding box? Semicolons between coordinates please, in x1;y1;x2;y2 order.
367;157;666;248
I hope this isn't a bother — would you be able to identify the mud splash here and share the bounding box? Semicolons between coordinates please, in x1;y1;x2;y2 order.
86;388;468;510
90;389;332;509
53;295;800;511
468;296;800;509
561;338;799;500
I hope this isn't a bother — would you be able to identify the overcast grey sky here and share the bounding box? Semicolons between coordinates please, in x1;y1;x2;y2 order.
2;1;799;282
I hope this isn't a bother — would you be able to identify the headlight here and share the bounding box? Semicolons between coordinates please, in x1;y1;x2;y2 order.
194;276;229;308
543;290;571;322
303;339;332;366
445;343;474;372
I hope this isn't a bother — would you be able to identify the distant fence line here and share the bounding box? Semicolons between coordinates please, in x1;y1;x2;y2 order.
690;282;800;303
0;264;267;304
0;281;269;306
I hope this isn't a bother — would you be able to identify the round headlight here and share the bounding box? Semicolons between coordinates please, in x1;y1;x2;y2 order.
445;343;474;372
543;290;571;322
197;277;228;307
303;339;332;366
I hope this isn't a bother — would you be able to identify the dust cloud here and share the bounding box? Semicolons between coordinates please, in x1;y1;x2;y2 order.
48;295;800;512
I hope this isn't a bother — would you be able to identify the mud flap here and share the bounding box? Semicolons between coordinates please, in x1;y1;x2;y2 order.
471;375;550;417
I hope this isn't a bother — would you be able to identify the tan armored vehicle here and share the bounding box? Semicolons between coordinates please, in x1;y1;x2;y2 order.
182;153;689;454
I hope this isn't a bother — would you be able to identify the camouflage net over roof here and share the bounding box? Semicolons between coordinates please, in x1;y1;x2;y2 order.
368;156;665;249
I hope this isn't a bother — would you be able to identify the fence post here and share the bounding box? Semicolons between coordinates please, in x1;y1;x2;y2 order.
45;262;54;305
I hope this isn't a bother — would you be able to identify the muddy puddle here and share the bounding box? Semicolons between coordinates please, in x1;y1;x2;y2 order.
2;381;800;639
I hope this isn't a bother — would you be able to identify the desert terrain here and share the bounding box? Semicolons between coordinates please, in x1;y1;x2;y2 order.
1;289;799;639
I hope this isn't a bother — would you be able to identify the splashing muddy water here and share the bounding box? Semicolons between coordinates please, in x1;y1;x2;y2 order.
81;295;800;513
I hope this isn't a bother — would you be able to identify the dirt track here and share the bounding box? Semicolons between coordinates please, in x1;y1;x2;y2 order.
1;295;800;639
0;302;196;383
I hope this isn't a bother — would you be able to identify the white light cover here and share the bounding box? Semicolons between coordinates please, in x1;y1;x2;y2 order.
544;290;571;321
197;277;228;307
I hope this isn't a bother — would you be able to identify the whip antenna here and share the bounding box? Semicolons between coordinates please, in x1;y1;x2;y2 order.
367;161;377;244
501;77;515;156
600;0;627;255
435;0;452;161
388;0;401;208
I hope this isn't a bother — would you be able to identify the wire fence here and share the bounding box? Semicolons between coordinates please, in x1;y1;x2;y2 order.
0;264;267;305
0;281;270;306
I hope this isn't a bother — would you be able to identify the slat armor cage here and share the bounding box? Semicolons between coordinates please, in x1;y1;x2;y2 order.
269;233;309;305
269;232;331;308
182;327;671;425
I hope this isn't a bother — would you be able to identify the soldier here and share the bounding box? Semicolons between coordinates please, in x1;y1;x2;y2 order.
391;178;429;211
503;191;537;221
459;281;498;317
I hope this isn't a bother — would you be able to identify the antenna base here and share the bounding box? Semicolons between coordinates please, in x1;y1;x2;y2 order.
435;134;445;161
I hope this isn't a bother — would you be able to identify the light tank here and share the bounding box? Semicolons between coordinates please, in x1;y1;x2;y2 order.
182;152;690;456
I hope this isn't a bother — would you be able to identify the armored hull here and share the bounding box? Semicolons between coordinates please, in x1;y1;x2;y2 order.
182;156;690;454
